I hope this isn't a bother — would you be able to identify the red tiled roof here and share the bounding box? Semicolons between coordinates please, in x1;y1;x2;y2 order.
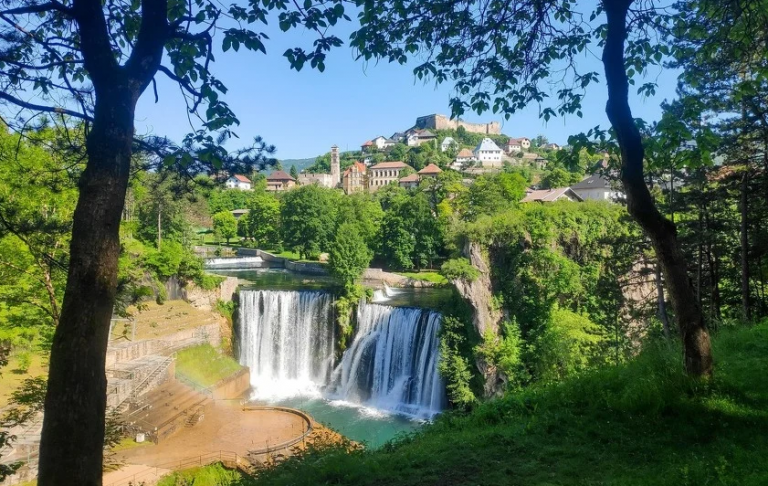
362;140;374;146
419;163;442;174
370;161;410;169
399;173;420;182
343;161;367;178
233;174;251;183
457;148;474;158
267;170;295;181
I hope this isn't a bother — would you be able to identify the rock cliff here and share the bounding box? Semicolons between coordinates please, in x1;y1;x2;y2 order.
451;241;506;397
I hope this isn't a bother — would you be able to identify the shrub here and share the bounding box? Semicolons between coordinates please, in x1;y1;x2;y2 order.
440;258;480;282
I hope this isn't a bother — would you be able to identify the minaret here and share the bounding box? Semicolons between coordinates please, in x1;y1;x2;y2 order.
330;145;340;187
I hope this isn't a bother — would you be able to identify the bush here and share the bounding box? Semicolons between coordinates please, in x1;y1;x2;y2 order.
14;351;31;373
440;258;480;282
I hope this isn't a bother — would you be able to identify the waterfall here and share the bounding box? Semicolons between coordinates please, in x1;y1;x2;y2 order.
238;289;446;418
329;301;446;418
238;290;335;399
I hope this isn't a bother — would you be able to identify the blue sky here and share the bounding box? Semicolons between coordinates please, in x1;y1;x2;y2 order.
135;16;680;160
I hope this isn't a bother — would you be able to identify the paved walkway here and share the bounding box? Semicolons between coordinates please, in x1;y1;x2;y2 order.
103;464;172;486
115;400;307;468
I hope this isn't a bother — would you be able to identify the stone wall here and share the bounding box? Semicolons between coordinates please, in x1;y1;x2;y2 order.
415;114;501;135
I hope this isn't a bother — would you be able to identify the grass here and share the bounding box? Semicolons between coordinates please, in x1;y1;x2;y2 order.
395;271;449;285
174;343;243;388
195;321;768;486
157;463;246;486
0;351;48;408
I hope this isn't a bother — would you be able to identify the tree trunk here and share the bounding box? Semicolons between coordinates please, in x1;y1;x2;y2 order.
603;0;712;377
38;87;136;486
740;170;750;321
655;263;671;339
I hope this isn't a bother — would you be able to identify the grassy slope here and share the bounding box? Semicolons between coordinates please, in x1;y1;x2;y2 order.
243;322;768;486
174;343;243;388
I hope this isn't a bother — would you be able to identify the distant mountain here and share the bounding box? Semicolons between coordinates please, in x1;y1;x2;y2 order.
269;157;318;174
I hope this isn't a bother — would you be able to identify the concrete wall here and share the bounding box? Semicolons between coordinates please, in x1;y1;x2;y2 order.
211;367;251;399
415;114;501;135
285;260;328;275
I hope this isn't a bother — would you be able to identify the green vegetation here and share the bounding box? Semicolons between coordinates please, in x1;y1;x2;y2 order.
241;322;768;485
157;463;252;486
328;223;373;290
212;211;238;245
438;259;479;283
175;344;243;388
395;271;449;285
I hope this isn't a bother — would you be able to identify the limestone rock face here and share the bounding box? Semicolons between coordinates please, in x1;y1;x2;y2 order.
451;241;506;397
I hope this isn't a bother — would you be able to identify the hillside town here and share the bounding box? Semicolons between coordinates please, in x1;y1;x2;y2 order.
227;114;621;204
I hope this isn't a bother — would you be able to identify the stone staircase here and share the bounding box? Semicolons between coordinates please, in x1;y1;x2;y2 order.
125;380;209;443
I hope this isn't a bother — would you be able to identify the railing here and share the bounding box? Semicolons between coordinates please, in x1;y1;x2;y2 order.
240;405;314;455
104;450;250;486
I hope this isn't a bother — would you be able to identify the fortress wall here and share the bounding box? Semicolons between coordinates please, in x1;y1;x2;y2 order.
415;114;501;135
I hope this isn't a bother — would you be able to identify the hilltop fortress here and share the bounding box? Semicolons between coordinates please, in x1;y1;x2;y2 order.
414;114;501;135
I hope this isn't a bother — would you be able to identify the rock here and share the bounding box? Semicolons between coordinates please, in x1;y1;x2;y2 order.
451;241;507;397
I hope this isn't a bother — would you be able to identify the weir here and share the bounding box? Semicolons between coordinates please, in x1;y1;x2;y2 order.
238;289;446;418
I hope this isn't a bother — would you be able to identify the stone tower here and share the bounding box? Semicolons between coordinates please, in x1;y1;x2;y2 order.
330;145;340;187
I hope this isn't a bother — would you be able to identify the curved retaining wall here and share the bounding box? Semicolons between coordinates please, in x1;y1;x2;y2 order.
240;405;314;455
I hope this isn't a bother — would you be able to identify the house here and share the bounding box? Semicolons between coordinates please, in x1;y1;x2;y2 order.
544;143;561;151
521;187;583;203
518;137;531;150
419;163;442;178
455;148;475;163
372;135;396;150
570;174;622;201
361;140;375;152
225;174;252;191
368;161;413;191
266;170;296;192
441;137;457;152
473;138;504;167
391;132;406;143
342;161;367;194
505;139;523;153
399;173;421;190
406;129;437;147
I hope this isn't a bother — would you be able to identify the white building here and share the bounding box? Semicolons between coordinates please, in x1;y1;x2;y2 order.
368;161;413;191
473;138;504;167
570;174;622;202
441;137;457;152
505;139;523;153
225;174;252;190
372;136;396;150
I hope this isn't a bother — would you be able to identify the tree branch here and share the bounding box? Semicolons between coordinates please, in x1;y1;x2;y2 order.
1;1;74;16
0;91;92;121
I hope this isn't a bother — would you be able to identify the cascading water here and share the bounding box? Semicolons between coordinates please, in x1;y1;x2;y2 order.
238;290;335;398
238;289;445;418
328;301;445;418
